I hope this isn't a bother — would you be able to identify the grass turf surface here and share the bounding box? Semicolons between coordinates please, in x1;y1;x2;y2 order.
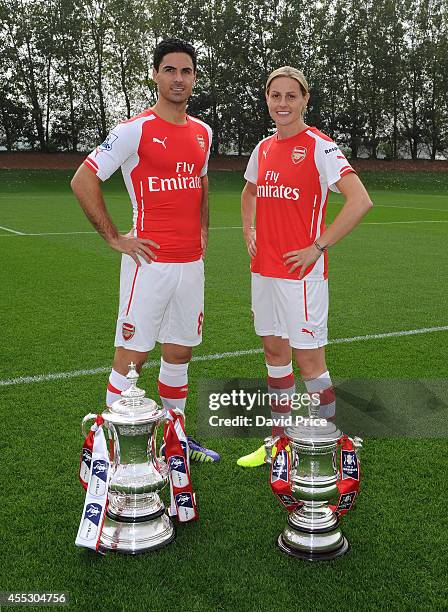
0;169;447;611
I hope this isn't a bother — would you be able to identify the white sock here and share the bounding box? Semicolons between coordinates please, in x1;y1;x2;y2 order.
304;370;336;419
106;368;131;408
267;362;295;436
158;358;189;416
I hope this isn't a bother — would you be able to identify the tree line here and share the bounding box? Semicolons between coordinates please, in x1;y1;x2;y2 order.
0;0;447;159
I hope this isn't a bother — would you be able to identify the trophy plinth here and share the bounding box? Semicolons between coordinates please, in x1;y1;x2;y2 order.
82;363;175;554
277;406;354;561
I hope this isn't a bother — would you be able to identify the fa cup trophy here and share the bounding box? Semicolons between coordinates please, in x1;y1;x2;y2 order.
268;404;362;561
78;363;175;554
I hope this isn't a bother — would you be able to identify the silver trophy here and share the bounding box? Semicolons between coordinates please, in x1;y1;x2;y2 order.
268;405;362;561
81;363;175;554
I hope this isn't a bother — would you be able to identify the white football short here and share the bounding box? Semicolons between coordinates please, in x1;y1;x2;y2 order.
114;256;204;352
251;273;329;349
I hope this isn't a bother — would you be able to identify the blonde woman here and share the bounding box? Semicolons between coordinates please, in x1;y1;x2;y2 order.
238;66;372;467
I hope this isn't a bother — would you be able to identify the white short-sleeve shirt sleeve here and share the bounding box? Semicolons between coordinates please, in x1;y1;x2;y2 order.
84;121;140;181
244;142;261;184
314;140;355;193
200;124;213;177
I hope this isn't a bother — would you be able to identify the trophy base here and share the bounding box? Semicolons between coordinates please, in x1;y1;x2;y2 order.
107;492;166;522
277;533;349;561
107;504;166;523
99;511;175;554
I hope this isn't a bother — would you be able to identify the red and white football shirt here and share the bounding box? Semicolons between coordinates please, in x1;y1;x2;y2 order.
244;127;355;280
84;109;212;263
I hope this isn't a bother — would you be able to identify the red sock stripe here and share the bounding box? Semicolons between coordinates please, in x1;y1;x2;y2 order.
272;426;285;436
107;382;122;395
267;373;295;389
158;380;189;399
270;401;292;413
319;386;336;405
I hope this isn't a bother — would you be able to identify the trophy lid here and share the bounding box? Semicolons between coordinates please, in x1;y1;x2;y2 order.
285;404;341;446
106;362;163;422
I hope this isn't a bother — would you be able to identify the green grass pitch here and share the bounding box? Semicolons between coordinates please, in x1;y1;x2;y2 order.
0;168;447;611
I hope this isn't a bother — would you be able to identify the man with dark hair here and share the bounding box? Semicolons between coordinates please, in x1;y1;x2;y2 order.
153;38;197;72
71;38;219;462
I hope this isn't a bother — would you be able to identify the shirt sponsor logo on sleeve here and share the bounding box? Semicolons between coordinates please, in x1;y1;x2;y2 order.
196;134;206;151
324;146;339;155
292;146;307;164
99;132;118;151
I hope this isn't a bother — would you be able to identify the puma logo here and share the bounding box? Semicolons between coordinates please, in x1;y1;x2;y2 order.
153;137;167;149
301;328;315;338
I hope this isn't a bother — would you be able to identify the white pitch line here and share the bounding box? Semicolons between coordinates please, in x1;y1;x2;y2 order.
0;230;97;237
1;203;446;235
0;224;26;235
2;219;448;238
207;220;448;228
5;212;448;238
0;219;448;238
22;230;97;236
0;227;243;237
362;220;448;225
1;325;447;387
374;204;448;213
209;226;244;230
329;326;448;343
207;221;448;229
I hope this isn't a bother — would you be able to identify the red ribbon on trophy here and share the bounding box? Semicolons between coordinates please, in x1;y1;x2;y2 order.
329;435;361;517
270;437;302;513
79;415;103;490
163;409;198;523
270;435;361;517
76;415;111;551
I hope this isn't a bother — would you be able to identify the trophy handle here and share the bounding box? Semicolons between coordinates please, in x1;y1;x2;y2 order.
351;436;363;454
81;413;98;438
154;410;170;463
264;435;280;464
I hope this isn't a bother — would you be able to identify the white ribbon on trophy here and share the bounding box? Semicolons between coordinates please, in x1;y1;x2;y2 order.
75;418;111;551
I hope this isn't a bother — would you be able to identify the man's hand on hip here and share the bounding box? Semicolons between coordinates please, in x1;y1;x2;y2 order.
109;233;160;266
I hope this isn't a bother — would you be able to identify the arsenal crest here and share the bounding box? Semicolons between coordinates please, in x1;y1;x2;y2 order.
196;134;206;151
291;146;307;164
122;322;135;341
